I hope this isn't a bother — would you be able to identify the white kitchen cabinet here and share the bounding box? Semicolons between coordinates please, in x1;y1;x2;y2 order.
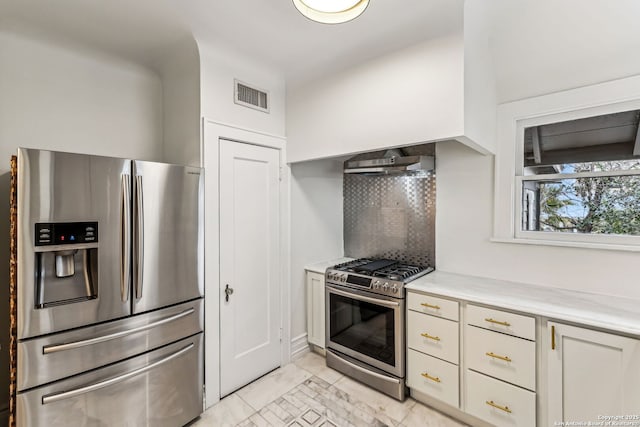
306;271;326;348
547;321;640;425
408;310;459;364
465;325;536;391
407;349;459;408
466;369;536;427
464;305;536;426
407;291;460;408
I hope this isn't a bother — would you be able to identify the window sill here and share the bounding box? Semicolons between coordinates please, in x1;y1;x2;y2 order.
490;237;640;253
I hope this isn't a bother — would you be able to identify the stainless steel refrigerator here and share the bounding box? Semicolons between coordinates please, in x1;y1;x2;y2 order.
15;148;204;426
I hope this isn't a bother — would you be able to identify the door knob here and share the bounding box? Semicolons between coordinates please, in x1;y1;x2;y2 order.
225;284;234;302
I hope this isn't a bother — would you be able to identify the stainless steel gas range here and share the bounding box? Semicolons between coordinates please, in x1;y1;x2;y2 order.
325;258;434;400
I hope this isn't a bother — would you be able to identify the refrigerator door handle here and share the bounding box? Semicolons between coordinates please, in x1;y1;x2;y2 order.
121;174;132;302
41;343;194;405
42;307;196;354
135;174;144;299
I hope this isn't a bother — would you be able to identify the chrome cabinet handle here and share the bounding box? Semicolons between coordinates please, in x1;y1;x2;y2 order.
225;284;234;302
120;175;131;302
42;343;194;404
486;352;512;362
135;175;144;299
43;308;195;354
485;318;511;327
486;400;512;413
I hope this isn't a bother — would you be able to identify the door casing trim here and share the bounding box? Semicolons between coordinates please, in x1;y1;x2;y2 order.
202;119;290;409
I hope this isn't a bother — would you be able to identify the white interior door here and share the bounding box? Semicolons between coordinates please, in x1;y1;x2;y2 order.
219;139;281;396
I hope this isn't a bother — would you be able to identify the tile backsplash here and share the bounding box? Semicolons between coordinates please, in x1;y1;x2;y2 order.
343;170;435;267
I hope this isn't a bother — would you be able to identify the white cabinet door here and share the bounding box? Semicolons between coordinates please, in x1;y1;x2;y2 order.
306;271;325;348
548;321;640;424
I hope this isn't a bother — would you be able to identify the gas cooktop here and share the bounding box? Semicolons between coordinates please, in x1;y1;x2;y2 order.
325;258;434;298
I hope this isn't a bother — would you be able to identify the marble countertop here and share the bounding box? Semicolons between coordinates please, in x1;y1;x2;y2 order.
406;271;640;337
304;257;354;274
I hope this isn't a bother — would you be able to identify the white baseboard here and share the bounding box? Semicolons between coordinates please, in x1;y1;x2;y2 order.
290;333;310;360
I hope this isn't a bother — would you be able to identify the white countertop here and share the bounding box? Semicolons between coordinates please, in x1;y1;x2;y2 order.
304;257;354;274
406;271;640;337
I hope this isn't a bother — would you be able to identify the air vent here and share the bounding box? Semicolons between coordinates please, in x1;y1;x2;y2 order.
234;79;269;113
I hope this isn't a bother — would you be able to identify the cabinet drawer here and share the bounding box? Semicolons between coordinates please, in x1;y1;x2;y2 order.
407;310;459;364
407;349;459;408
466;369;536;427
465;325;536;391
467;304;535;341
408;292;459;321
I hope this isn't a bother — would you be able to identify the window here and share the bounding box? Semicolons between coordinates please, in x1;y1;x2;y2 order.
516;109;640;241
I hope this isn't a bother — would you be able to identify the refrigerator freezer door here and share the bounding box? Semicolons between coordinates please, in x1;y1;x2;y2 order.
17;149;131;339
16;333;203;427
17;299;202;391
132;161;203;313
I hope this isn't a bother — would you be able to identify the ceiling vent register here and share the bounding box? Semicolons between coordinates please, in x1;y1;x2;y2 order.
234;79;269;113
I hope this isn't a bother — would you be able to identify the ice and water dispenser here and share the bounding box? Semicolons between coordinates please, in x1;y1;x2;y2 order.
34;222;99;308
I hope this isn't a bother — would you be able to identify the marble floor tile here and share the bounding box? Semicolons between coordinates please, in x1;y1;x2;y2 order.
192;394;255;427
236;413;270;427
235;363;313;411
200;351;466;427
294;351;344;384
401;400;467;426
333;375;416;423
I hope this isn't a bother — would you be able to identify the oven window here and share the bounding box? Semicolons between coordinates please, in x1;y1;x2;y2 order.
329;292;395;366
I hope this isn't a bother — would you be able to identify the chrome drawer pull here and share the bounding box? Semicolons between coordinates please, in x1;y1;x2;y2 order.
42;343;194;404
485;318;511;327
486;352;512;362
420;372;441;383
486;400;512;414
420;302;440;310
420;332;441;341
43;308;195;354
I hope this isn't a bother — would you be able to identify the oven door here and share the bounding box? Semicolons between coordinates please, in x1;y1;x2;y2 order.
325;284;404;377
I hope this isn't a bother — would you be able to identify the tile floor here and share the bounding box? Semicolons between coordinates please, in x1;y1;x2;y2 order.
191;351;466;427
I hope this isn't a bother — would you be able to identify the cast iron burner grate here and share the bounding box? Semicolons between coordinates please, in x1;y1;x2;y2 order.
333;258;433;282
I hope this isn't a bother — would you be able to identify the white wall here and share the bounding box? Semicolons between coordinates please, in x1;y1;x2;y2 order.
0;29;163;163
160;37;201;166
486;0;640;103
462;0;497;154
198;40;286;137
0;28;163;413
286;34;465;163
436;140;640;300
289;158;344;340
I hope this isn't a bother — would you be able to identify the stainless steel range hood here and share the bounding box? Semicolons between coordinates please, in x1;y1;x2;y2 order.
343;148;435;175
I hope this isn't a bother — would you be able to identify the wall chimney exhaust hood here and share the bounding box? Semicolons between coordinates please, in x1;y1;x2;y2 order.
343;148;435;175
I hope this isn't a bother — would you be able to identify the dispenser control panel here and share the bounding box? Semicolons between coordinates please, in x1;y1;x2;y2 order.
35;222;99;246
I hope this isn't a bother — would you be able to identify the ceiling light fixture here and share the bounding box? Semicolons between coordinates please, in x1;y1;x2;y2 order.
293;0;369;24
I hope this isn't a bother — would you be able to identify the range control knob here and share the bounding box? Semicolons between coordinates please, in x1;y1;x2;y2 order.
391;284;398;294
341;274;347;282
373;280;381;289
382;282;389;291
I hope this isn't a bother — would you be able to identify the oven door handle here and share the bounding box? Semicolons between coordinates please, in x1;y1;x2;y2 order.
327;285;400;308
333;351;402;384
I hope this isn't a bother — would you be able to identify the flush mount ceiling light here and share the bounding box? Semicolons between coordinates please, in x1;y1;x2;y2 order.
293;0;370;24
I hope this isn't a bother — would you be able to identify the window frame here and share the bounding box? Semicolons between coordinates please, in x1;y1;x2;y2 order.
493;75;640;251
